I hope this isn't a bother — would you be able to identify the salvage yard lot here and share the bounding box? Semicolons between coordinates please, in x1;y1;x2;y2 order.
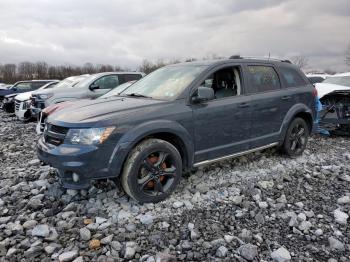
0;111;349;261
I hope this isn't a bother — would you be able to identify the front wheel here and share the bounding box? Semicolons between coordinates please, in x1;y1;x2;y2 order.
121;138;182;203
281;117;309;157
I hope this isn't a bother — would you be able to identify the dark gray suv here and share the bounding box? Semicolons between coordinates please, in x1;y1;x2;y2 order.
37;58;317;203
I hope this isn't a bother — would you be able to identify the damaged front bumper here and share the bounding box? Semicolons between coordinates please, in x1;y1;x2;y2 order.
320;91;350;135
37;136;111;189
37;135;130;189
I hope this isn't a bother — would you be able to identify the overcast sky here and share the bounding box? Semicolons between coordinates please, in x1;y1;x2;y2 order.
0;0;349;71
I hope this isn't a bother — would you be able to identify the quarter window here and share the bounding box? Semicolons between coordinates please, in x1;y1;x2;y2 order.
279;67;307;87
246;66;280;93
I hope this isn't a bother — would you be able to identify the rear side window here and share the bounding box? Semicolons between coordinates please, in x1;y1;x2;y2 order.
32;82;49;89
279;67;307;88
124;74;142;82
246;66;280;93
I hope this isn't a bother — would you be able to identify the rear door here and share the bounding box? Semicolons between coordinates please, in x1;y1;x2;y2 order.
243;64;288;148
277;66;315;121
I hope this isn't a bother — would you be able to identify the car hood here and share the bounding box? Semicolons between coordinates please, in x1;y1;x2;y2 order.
15;91;33;101
32;86;83;96
43;100;82;115
49;96;166;127
0;89;15;97
315;83;350;98
5;93;17;99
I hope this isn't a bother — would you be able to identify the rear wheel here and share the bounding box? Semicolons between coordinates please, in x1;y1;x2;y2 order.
121;138;182;203
281;117;309;157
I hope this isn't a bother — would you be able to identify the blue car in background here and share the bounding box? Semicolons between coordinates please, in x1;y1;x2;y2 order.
0;80;57;112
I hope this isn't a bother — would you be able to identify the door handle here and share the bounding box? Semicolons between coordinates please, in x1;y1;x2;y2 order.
238;102;249;108
282;96;292;100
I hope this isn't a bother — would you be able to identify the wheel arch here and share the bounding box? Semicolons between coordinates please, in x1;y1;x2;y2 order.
109;120;195;177
279;103;314;142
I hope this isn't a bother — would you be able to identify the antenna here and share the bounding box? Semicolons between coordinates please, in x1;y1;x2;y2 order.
268;52;271;61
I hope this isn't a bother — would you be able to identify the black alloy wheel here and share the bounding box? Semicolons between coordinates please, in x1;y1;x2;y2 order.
121;139;182;203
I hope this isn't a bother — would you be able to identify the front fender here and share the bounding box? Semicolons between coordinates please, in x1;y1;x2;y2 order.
108;120;194;176
279;103;314;142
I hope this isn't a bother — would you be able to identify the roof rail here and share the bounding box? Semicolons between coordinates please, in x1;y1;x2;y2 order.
229;55;291;63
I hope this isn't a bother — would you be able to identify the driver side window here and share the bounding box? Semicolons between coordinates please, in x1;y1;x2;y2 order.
93;75;119;89
15;83;32;91
200;66;242;99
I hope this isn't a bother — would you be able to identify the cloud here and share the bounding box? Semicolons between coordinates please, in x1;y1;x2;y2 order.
0;0;349;71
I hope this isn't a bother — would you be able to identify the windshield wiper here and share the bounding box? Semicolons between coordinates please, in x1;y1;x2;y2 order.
124;93;153;99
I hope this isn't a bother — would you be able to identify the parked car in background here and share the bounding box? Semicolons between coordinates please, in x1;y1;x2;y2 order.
0;80;58;112
36;81;135;133
37;58;316;203
31;72;143;119
315;72;350;135
30;75;90;119
0;83;11;90
15;81;59;121
306;73;330;85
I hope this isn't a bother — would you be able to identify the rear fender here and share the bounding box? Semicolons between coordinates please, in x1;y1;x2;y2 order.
278;103;314;143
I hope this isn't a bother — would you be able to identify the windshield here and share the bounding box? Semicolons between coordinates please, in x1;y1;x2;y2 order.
54;75;89;89
323;76;350;87
99;81;135;99
74;74;100;88
120;65;207;100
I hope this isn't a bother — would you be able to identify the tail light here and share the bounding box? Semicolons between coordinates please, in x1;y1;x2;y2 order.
312;87;318;97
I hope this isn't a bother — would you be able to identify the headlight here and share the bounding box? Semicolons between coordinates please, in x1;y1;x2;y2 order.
65;127;115;145
24;100;31;109
39;93;53;100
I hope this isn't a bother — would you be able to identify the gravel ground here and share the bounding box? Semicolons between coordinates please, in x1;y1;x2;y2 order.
0;110;349;262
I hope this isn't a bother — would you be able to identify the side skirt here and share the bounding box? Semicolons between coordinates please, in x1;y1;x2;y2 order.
193;142;279;167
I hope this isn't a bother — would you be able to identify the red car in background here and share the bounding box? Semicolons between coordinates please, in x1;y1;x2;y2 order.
36;81;135;134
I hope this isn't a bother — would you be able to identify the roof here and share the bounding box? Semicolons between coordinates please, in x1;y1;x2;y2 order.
92;71;145;77
168;57;295;67
333;72;350;77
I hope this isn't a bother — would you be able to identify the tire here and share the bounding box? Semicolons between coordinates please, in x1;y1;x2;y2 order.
281;117;309;157
121;138;182;203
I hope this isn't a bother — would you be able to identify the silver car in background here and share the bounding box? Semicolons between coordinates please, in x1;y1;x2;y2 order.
30;72;144;118
30;74;90;119
14;81;59;121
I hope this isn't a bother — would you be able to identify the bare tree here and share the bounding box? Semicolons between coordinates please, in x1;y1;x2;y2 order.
18;62;37;80
36;61;48;79
290;55;309;70
2;64;17;83
82;63;95;74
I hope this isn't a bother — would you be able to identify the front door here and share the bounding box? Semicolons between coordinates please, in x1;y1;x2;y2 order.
191;65;252;163
88;74;119;99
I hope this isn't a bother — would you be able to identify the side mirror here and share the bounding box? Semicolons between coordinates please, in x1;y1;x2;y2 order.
192;86;214;103
12;87;17;91
89;84;100;91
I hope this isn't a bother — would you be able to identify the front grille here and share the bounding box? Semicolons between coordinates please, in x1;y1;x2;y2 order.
31;95;45;109
15;100;20;111
44;124;69;146
51;125;69;134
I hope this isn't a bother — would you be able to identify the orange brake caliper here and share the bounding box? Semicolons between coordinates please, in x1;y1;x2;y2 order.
146;155;166;188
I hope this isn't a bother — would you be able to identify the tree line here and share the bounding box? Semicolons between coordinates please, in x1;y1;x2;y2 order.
2;51;346;84
0;59;196;84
